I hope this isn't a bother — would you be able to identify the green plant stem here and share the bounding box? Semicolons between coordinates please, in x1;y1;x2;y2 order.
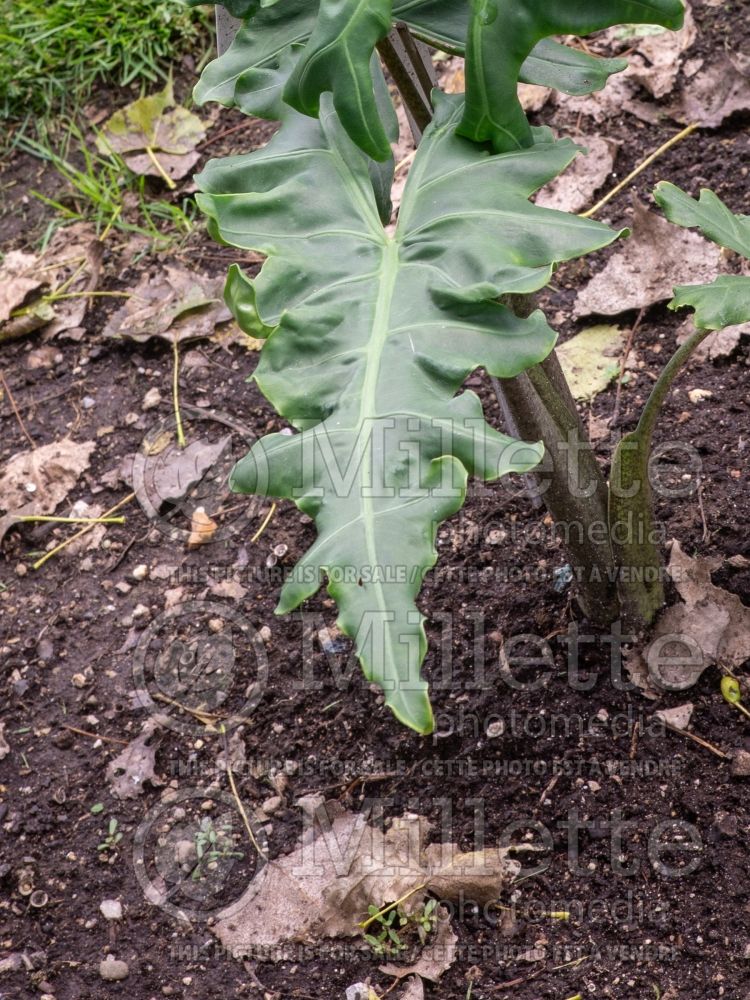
608;325;714;625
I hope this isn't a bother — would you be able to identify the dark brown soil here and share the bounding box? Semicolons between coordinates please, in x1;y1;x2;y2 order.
1;2;749;999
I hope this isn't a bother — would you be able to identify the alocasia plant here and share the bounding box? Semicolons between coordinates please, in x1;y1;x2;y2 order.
190;0;725;733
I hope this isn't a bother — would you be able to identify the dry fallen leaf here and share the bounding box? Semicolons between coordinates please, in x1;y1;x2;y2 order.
536;135;617;215
213;804;518;959
574;198;722;318
106;717;164;800
674;58;750;128
654;703;694;731
626;3;697;99
96;81;205;182
188;507;218;548
0;438;96;542
104;265;230;344
133;434;232;510
398;978;424;1000
0;251;44;325
627;542;750;697
0;722;10;761
0;226;102;342
675;316;748;362
556;325;627;401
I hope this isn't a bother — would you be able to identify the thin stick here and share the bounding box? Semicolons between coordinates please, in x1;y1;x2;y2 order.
152;691;220;725
358;882;428;930
580;122;698;219
220;725;268;861
145;146;176;190
18;515;126;525
61;724;128;746
172;335;186;448
251;502;276;543
697;476;710;542
664;722;728;759
32;492;135;570
0;372;35;449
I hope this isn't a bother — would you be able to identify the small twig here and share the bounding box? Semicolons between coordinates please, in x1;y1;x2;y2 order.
664;723;728;759
581;122;699;219
251;503;276;543
172;334;186;448
33;492;135;570
358;882;428;930
0;372;36;449
61;724;128;746
18;515;125;525
220;724;268;862
152;691;221;725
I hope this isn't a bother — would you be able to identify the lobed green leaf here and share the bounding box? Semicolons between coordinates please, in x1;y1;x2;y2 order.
655;182;750;329
459;0;685;153
196;81;623;731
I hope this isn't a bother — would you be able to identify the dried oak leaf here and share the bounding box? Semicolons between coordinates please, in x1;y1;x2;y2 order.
96;81;205;181
213;805;517;959
627;542;750;697
574;198;722;318
106;717;164;799
104;265;230;344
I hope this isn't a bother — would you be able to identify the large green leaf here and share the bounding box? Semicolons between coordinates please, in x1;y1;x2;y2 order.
195;83;622;732
654;182;750;329
283;0;395;162
194;0;630;133
459;0;685;153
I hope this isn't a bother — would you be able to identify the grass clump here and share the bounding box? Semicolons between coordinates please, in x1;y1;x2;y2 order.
0;0;209;122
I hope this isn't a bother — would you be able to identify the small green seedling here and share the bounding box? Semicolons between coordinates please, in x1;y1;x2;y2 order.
90;802;105;815
721;676;750;722
98;818;123;853
363;903;409;957
415;897;438;944
191;817;244;880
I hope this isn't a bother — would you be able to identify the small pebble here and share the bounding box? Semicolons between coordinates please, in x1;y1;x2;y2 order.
132;564;149;581
142;387;162;411
100;899;122;920
99;957;129;982
262;796;283;816
15;563;27;577
730;749;750;777
259;625;272;643
82;396;96;410
688;388;713;404
71;673;87;689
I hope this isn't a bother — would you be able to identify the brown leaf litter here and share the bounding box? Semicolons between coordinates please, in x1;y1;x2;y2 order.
213;803;518;962
626;541;750;698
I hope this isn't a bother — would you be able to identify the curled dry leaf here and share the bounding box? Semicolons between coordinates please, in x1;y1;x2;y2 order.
96;81;205;182
574;198;722;318
536;135;617;215
0;438;96;542
398;978;424;1000
626;3;697;99
106;717;164;800
187;507;219;548
0;226;102;342
0;722;10;760
213;805;517;959
627;542;750;697
104;265;230;344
